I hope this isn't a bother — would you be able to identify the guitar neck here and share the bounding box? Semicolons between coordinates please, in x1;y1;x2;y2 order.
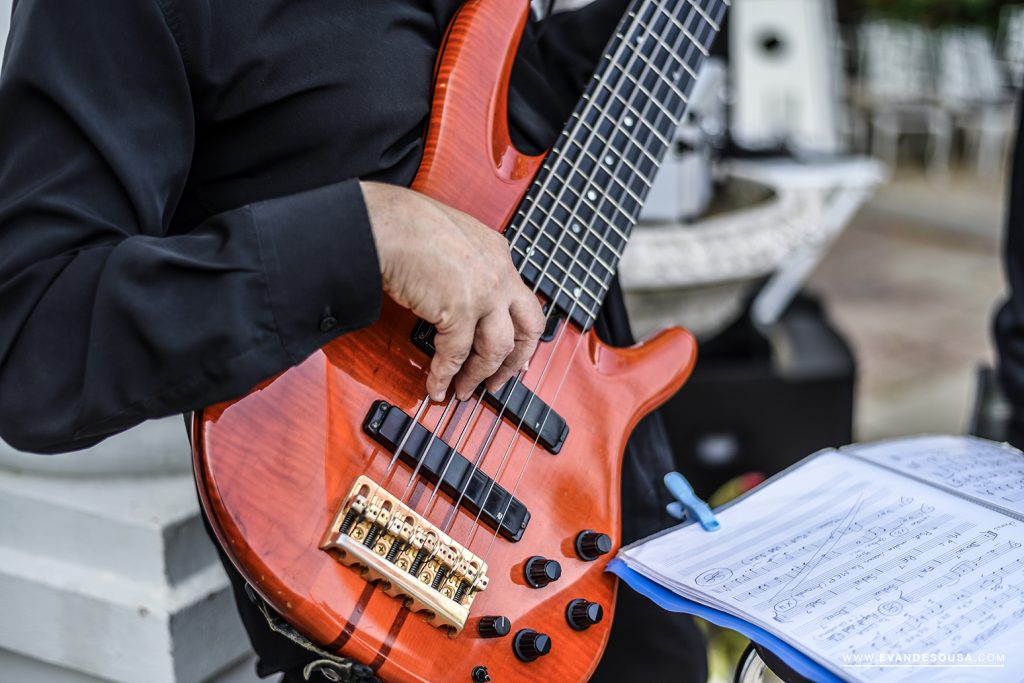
509;0;727;330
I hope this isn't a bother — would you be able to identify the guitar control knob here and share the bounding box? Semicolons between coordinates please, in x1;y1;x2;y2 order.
477;615;511;639
524;556;561;588
575;530;612;561
513;629;552;662
566;599;604;631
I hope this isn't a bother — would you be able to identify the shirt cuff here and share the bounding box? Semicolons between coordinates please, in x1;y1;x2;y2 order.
250;179;382;364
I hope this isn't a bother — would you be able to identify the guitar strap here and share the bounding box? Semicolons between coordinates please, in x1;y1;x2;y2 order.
245;584;380;683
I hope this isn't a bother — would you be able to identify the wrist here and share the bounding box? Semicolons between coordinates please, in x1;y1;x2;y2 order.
360;181;393;278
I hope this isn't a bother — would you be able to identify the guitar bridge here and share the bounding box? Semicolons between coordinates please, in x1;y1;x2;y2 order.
320;475;489;635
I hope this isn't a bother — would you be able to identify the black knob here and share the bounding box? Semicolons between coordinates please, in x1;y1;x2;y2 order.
524;556;562;588
512;629;552;662
477;615;511;639
575;530;612;561
566;599;604;631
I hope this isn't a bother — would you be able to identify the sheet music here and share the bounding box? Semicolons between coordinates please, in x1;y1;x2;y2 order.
621;450;1024;682
845;435;1024;519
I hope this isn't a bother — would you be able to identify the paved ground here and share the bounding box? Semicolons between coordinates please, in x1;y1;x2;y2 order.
807;168;1008;441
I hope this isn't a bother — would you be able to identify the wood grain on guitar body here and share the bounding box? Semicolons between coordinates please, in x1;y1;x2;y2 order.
193;0;726;680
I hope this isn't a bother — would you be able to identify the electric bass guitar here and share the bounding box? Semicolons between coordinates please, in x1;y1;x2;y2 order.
193;0;726;680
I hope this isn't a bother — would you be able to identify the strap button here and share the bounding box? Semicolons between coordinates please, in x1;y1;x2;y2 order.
320;315;338;333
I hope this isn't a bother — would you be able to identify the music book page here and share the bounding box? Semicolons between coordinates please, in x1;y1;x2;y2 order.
619;439;1024;682
844;435;1024;519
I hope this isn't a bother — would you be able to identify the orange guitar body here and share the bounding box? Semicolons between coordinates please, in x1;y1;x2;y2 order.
194;1;697;681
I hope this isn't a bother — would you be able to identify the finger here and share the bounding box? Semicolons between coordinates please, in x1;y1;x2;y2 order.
453;310;515;400
486;295;545;392
429;318;475;402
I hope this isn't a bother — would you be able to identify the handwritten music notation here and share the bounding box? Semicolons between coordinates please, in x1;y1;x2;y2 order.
622;443;1024;682
846;435;1024;516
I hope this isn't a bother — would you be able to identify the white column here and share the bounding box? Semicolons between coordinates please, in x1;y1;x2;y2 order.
0;0;258;678
0;419;259;682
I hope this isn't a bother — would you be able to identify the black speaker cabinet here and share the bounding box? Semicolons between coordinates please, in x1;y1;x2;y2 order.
660;294;856;500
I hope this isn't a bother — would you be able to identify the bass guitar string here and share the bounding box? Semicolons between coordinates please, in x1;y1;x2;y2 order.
460;0;673;554
397;396;459;501
401;2;667;529
446;0;680;554
367;0;705;562
477;0;722;560
355;394;454;539
477;0;721;562
420;391;490;513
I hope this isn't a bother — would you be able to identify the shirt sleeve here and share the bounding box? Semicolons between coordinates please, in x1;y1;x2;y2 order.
0;0;382;453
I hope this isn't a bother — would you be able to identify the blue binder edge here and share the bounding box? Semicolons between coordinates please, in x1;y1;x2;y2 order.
607;558;845;682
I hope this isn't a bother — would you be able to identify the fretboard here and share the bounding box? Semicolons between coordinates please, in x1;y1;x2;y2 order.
509;0;728;330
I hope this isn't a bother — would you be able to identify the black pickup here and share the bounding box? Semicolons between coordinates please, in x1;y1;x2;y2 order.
412;321;569;454
364;401;531;542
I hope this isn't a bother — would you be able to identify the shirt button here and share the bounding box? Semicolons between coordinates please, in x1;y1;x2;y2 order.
319;315;338;333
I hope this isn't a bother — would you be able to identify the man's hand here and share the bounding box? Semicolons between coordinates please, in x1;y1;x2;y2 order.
361;181;547;402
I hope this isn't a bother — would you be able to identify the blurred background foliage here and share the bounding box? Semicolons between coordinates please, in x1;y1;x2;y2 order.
859;0;1018;27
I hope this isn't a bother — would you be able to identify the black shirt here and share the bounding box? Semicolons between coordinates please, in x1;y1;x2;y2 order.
0;0;628;453
0;2;708;680
997;100;1024;445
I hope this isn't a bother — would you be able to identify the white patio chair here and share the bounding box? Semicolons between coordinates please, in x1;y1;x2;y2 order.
998;5;1024;90
858;21;953;177
939;27;1017;176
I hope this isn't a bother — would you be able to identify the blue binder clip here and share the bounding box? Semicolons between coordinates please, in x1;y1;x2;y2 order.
664;472;720;532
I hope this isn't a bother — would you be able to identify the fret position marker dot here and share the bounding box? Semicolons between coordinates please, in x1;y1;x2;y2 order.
624;116;634;127
571;223;581;234
587;190;597;201
604;156;614;166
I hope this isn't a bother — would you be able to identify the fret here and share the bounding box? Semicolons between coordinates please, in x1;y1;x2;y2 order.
521;222;617;281
514;211;620;276
605;129;663;189
654;26;699;81
590;78;647;131
539;215;623;271
505;0;728;330
567;185;634;241
686;0;720;32
616;153;654;189
511;225;609;295
561;117;661;187
550;159;646;210
511;243;604;304
591;117;663;164
661;5;709;57
595;148;653;196
511;237;611;298
577;187;637;239
526;198;626;262
536;185;631;244
634;72;681;122
529;186;628;255
632;118;670;157
512;242;603;321
649;31;693;85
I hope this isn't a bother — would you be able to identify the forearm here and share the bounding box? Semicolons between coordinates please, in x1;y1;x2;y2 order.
0;181;381;453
